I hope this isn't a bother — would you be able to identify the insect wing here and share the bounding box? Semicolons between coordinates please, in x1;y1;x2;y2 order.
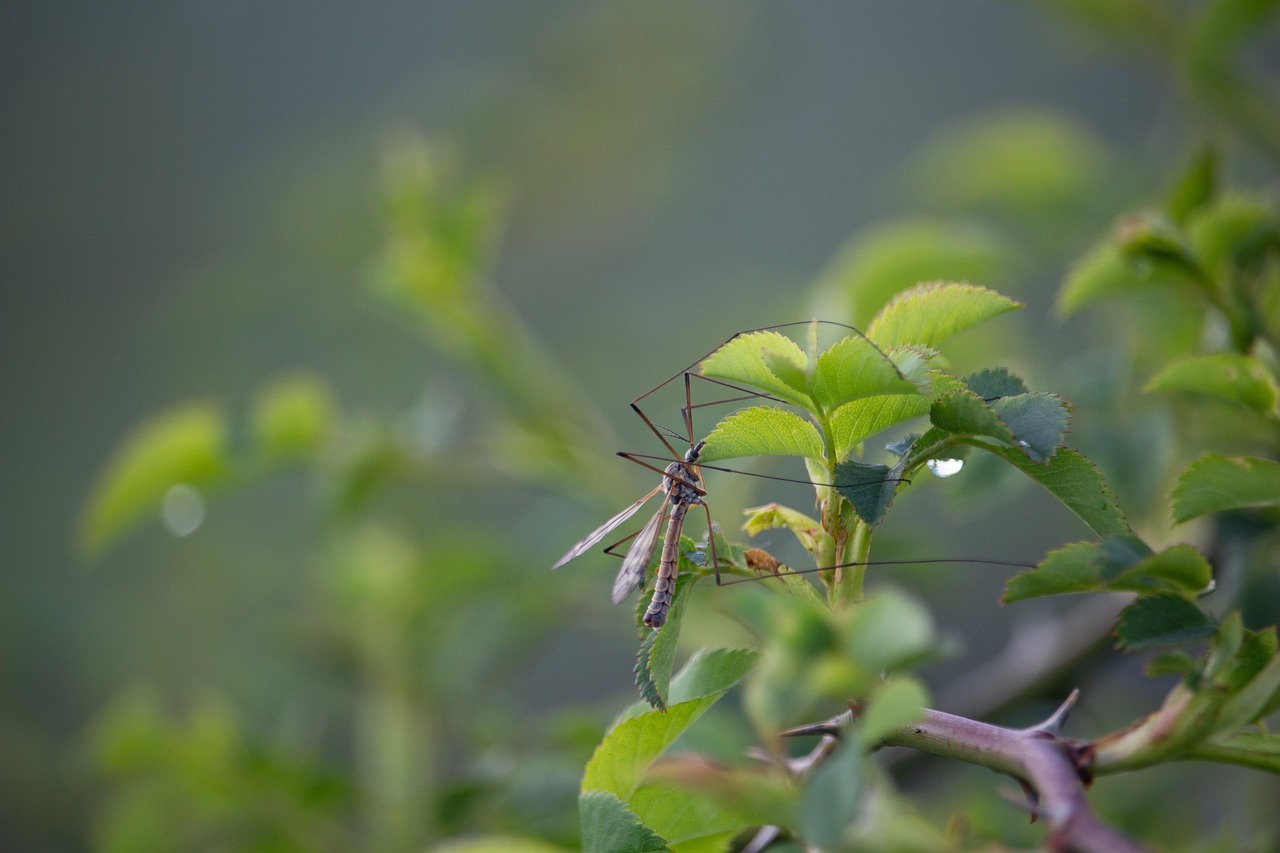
551;485;663;570
612;503;667;605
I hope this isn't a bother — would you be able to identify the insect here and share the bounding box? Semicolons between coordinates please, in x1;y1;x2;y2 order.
552;322;897;627
553;321;1033;627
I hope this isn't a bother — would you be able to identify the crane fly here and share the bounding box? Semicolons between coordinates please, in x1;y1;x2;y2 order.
553;321;899;627
553;321;1033;627
552;438;709;628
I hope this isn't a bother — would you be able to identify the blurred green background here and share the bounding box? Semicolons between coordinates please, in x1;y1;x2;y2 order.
5;2;1272;849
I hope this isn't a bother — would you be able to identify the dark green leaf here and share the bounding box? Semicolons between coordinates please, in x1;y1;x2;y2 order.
1145;652;1199;679
699;331;814;408
1145;353;1279;413
964;367;1028;401
1115;595;1216;651
930;389;1014;444
579;791;671;853
1004;538;1211;603
985;447;1130;538
991;393;1070;463
867;282;1022;349
809;336;919;414
1172;454;1280;524
832;459;902;527
699;407;824;465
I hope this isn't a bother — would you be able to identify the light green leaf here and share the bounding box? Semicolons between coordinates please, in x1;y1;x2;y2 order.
251;374;334;461
1187;193;1278;275
856;676;929;749
818;218;1014;325
584;698;722;800
843;589;937;673
1057;239;1198;316
1191;731;1280;775
984;447;1130;538
867;282;1022;349
437;837;573;853
699;331;813;408
80;402;232;557
1114;595;1217;651
809;336;919;414
798;737;862;847
628;781;747;852
1172;454;1280;524
579;791;671;853
699;407;823;464
666;647;761;705
1145;353;1279;414
742;504;826;557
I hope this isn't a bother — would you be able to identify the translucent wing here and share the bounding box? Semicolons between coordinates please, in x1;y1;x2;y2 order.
612;502;667;605
551;485;663;570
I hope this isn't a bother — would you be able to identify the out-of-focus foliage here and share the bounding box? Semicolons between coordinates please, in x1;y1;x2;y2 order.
75;1;1280;851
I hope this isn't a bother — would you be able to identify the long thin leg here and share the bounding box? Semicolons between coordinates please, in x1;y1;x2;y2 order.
713;556;1035;587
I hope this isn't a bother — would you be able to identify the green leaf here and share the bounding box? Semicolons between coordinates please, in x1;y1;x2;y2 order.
1145;353;1279;414
930;389;1014;444
628;781;747;852
698;407;824;465
818;218;1014;325
830;395;932;460
809;336;919;414
867;282;1022;349
588;648;759;797
251;374;333;462
843;589;937;673
798;737;862;847
1214;639;1280;733
984;447;1130;538
634;574;698;711
904;111;1110;216
742;504;827;557
438;837;574;853
584;698;723;799
1165;144;1219;224
964;367;1028;400
699;331;813;408
1171;454;1280;524
1057;239;1200;316
1003;538;1212;604
990;394;1070;463
1187;193;1278;275
1190;732;1280;775
80;402;233;557
579;791;672;853
856;676;928;749
666;647;761;705
832;459;903;527
1115;595;1216;651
